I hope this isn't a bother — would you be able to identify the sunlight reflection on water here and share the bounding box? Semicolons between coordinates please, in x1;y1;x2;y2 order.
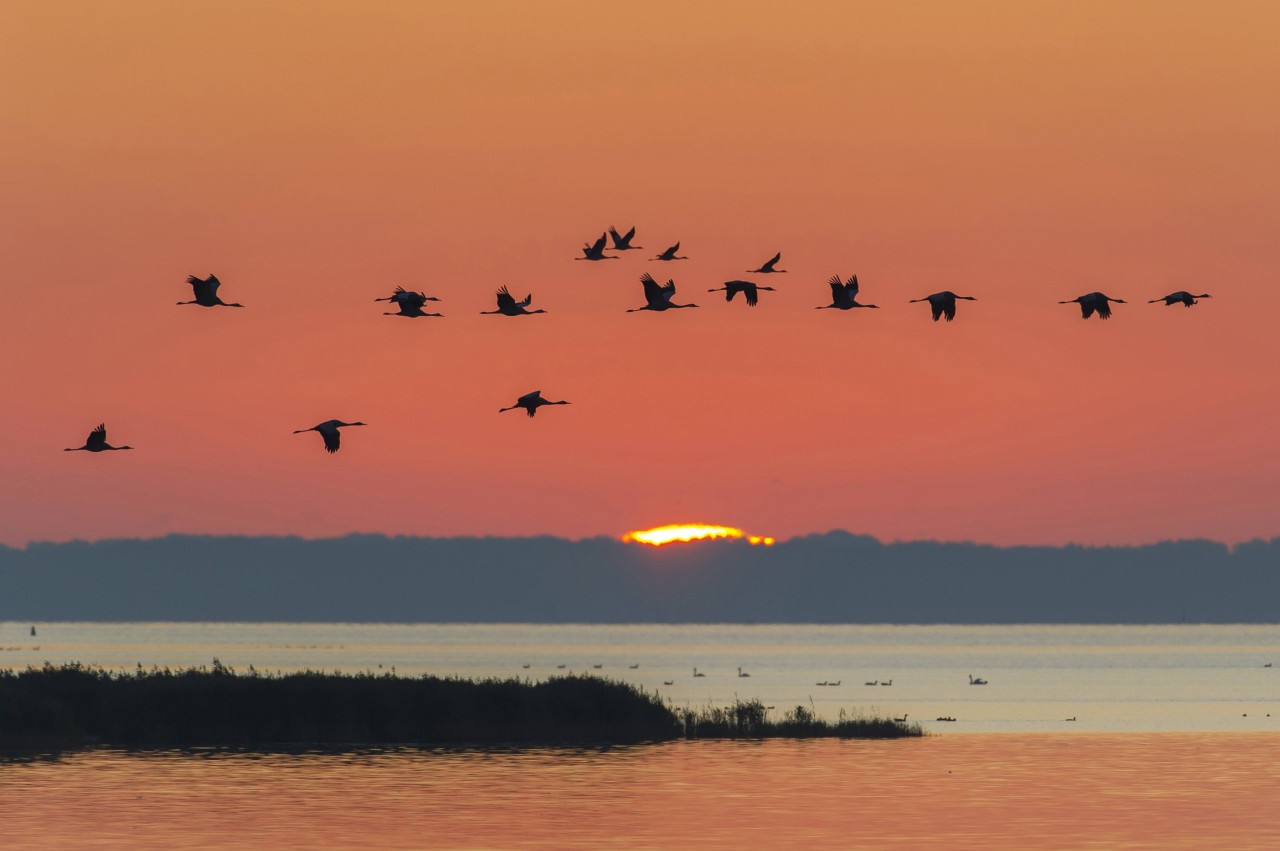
3;735;1279;849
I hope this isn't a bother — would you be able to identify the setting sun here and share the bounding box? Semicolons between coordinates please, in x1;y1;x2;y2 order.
623;524;776;547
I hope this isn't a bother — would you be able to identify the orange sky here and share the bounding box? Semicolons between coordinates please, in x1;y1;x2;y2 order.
1;1;1278;547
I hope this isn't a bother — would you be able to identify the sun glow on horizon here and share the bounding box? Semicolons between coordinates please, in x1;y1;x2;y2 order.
623;524;775;547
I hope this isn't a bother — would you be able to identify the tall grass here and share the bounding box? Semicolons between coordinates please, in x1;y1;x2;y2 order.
680;699;921;739
0;663;919;750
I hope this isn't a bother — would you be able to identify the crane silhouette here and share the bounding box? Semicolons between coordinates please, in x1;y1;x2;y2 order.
749;251;786;273
1060;292;1126;320
293;420;366;454
179;274;243;308
377;287;442;318
1150;291;1211;307
628;273;699;312
575;232;618;261
608;226;642;251
653;242;687;261
909;291;977;322
708;280;775;306
65;423;132;452
481;286;546;316
817;275;878;310
499;390;571;418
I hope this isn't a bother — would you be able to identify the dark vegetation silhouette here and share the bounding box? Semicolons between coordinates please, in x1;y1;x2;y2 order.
575;232;618;261
628;273;699;312
1060;292;1126;320
680;699;918;740
292;420;366;454
499;390;570;418
481;286;545;316
817;275;878;310
376;286;442;318
1149;291;1211;307
653;242;687;261
0;664;917;750
3;532;1275;623
749;252;786;273
179;274;243;308
909;291;977;322
608;226;642;251
708;280;775;307
64;423;132;452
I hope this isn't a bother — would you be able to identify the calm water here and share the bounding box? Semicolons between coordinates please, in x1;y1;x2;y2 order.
3;622;1278;732
4;736;1280;849
3;623;1279;848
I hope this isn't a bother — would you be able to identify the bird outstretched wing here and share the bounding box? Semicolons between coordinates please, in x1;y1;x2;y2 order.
495;286;516;310
591;232;608;255
1095;299;1112;320
87;423;107;449
828;276;844;298
661;278;677;302
759;252;781;271
845;275;860;298
518;390;542;403
640;273;663;302
743;284;759;306
321;428;341;453
186;275;215;301
609;226;634;248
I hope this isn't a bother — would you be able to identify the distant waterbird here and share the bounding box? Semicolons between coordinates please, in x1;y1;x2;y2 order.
693;668;706;677
663;680;674;685
817;275;878;310
292;420;366;454
499;390;571;418
64;423;133;452
481;286;546;316
576;232;618;261
1060;292;1126;320
880;679;893;686
969;675;988;685
893;714;908;723
628;273;698;312
1149;291;1211;307
749;252;786;273
653;242;687;261
864;680;877;686
179;274;243;308
708;280;775;307
738;667;751;677
629;663;640;669
909;291;977;322
608;226;642;251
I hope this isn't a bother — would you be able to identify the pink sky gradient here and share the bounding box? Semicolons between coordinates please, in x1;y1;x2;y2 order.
1;1;1277;547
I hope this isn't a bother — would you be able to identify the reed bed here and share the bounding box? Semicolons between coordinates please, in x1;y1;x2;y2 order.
0;662;919;750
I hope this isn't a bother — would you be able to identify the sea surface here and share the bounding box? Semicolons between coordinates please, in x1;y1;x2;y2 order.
3;622;1277;733
3;623;1279;849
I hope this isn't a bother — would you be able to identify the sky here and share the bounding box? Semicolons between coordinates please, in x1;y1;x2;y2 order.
1;1;1278;548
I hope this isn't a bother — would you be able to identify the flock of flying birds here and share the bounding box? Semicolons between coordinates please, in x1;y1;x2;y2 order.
63;226;1214;456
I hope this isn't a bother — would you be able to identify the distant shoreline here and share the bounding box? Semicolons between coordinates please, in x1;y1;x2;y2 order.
0;664;920;752
4;532;1277;623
